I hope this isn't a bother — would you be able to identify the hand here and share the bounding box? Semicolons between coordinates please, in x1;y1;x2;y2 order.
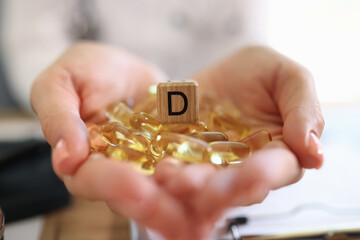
31;43;324;240
31;42;197;239
153;46;325;238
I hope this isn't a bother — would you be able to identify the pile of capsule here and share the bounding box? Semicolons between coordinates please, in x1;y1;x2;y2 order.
87;85;272;175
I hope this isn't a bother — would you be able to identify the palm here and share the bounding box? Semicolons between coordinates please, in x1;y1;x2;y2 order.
151;47;315;238
32;43;323;240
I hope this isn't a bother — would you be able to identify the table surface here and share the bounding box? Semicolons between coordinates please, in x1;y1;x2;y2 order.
40;197;131;240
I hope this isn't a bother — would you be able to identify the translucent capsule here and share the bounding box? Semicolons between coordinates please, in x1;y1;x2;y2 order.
129;112;162;139
203;141;251;166
105;145;155;175
100;122;150;152
132;85;157;115
133;95;157;116
140;158;157;174
240;130;272;152
191;132;228;142
106;102;134;127
151;132;211;163
199;108;215;130
213;113;249;139
87;123;109;152
223;130;243;142
200;93;241;118
162;122;207;134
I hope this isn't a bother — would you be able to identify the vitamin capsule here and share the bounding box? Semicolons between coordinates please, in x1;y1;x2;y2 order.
151;132;211;163
162;121;207;134
87;123;109;152
199;93;215;111
199;109;215;130
141;158;157;175
133;85;157;115
129;112;162;139
100;122;150;152
203;141;251;166
213;113;249;139
106;102;134;127
133;94;157;115
216;99;241;119
223;130;243;142
240;130;272;152
191;132;228;142
105;145;155;175
200;94;241;118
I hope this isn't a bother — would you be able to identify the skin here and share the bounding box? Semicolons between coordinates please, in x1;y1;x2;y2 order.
31;42;324;240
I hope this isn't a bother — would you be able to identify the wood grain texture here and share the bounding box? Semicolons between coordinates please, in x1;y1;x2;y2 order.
157;80;199;124
40;197;130;240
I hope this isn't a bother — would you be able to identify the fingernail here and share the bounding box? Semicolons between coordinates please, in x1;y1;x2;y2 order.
308;131;324;168
53;139;70;168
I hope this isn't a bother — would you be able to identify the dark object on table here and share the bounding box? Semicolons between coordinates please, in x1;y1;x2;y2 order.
0;139;70;223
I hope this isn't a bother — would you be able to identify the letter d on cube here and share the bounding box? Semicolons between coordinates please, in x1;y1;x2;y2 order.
157;80;199;124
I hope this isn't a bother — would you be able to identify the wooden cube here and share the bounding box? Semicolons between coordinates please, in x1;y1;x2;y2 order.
157;80;199;124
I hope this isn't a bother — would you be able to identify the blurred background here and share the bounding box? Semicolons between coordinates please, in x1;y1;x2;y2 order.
0;0;359;240
266;0;360;104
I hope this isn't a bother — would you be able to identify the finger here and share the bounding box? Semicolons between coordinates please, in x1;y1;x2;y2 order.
153;158;183;185
194;140;303;220
64;154;189;240
31;67;89;176
163;163;217;199
276;63;325;169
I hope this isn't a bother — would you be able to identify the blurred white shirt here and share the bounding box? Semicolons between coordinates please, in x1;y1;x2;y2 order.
1;0;266;111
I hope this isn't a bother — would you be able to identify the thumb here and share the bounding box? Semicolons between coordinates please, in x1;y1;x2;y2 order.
278;66;325;169
31;68;90;176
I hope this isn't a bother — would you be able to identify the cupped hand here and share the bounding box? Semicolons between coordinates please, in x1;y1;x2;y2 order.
31;42;199;239
31;43;325;240
31;41;164;176
154;46;325;238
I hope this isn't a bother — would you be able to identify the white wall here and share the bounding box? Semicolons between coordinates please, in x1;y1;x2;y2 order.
265;0;360;104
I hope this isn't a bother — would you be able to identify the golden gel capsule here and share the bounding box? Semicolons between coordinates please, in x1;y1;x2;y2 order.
199;109;215;130
133;95;157;116
105;145;155;175
240;130;272;152
129;112;162;139
200;93;241;118
162;122;207;134
106;102;134;127
100;122;150;152
204;141;251;166
141;158;157;174
223;130;243;142
87;123;109;152
151;132;211;163
133;85;157;115
191;131;228;143
213;114;249;139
